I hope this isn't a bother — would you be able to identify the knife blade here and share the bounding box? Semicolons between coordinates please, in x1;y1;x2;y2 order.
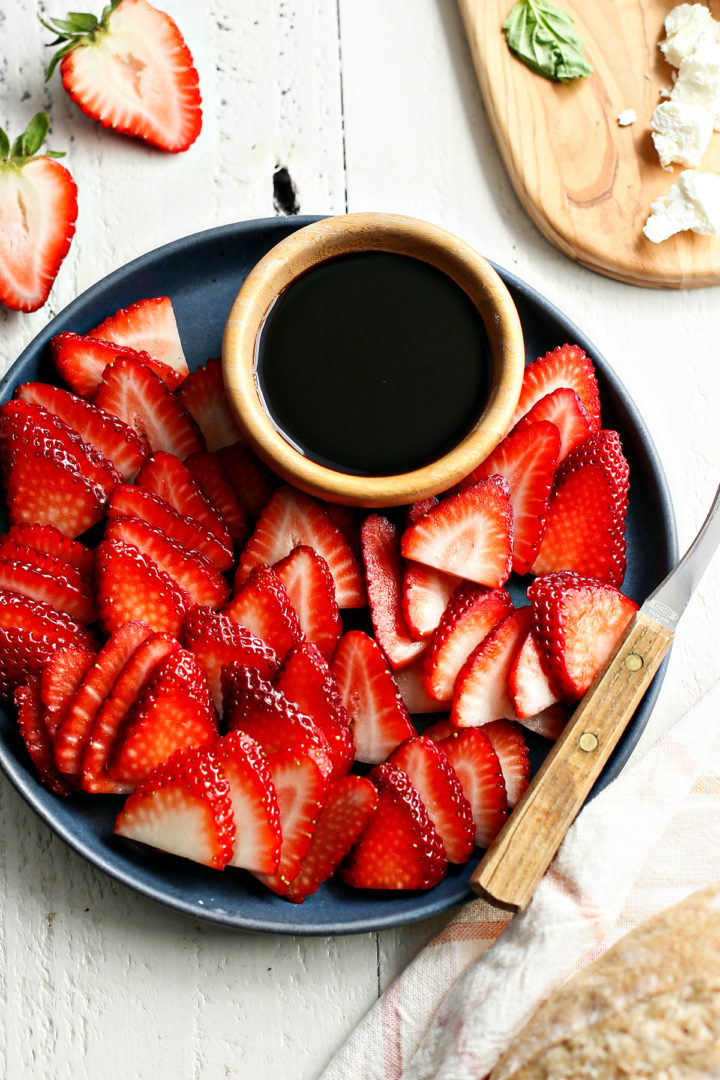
470;481;720;913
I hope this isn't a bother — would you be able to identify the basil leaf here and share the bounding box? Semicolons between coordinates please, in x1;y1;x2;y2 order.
503;0;592;83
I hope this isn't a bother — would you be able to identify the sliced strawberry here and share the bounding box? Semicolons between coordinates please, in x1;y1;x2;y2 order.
81;631;181;794
209;730;281;874
253;750;328;896
114;748;235;871
275;642;355;776
507;626;560;720
224;565;303;660
342;763;447;891
0;590;94;700
451;607;532;728
135;450;232;552
216;442;276;518
401;562;461;641
108;648;217;785
0;550;95;623
40;643;95;739
107;483;234;572
517;386;593;462
438;729;509;849
15;676;73;796
464;422;561;575
528;571;638;702
0;112;77;312
184;451;250;544
515;703;568;741
53;620;152;777
176;360;243;452
45;2;202;156
361;514;426;670
50;331;185;399
419;716;456;743
4;523;94;579
321;502;362;563
331;630;415;764
530;429;630;586
89;297;188;376
400;477;513;587
104;517;230;610
273;545;342;661
95;537;192;636
181;605;280;716
479;719;530;808
388;736;475;864
394;658;447;715
511;344;601;433
423;582;514;702
285;774;378;902
237;485;365;609
406;496;439;524
94;358;203;459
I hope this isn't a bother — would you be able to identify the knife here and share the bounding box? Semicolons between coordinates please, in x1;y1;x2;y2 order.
470;480;720;913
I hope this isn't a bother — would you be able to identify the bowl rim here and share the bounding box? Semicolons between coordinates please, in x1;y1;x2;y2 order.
222;212;526;507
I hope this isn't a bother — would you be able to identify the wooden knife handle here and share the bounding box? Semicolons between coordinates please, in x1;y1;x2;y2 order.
470;610;674;912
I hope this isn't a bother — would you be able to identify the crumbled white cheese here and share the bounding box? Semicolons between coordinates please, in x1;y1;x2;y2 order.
660;3;720;68
650;99;714;167
643;170;720;242
671;36;720;129
617;109;637;127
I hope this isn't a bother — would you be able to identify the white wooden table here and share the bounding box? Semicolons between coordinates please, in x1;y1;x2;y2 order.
2;3;719;1077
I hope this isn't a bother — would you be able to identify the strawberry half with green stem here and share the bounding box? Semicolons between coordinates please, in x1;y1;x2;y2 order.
0;112;77;312
42;0;202;154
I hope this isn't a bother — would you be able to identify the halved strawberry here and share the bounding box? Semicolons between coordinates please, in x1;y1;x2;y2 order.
40;643;96;739
530;429;630;586
361;514;426;671
451;607;532;728
528;571;638;702
209;730;281;874
464;422;561;575
0;551;95;624
15;676;73;796
176;360;243;452
342;764;447;891
273;545;342;661
94;537;192;636
50;332;185;399
114;748;235;871
4;523;94;578
0;590;94;700
0;112;77;312
511;344;601;433
507;626;560;720
181;605;280;716
94;358;203;459
135;450;231;552
237;485;365;609
224;565;303;660
285;774;378;903
479;719;530;808
517;386;592;462
401;562;461;641
184;451;249;544
388;736;475;864
400;477;513;587
216;442;276;518
331;630;415;764
275;642;355;776
423;582;514;703
438;729;509;849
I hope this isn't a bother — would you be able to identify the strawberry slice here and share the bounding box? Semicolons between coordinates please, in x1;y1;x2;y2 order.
50;331;185;399
15;677;73;796
40;643;96;740
0;112;77;312
388;736;475;864
176;360;243;452
4;523;94;578
94;537;192;636
423;582;514;702
88;297;187;375
209;731;281;874
394;658;447;715
114;748;235;870
184;451;250;544
16;381;147;481
517;704;569;742
253;750;328;896
451;607;533;729
517;386;593;462
224;565;304;660
400;477;513;587
528;571;638;702
181;605;280;716
53;620;152;777
331;630;415;764
216;442;277;518
531;429;630;586
108;648;217;785
342;763;447;891
511;344;601;433
507;626;560;720
273;545;342;661
419;716;456;743
275;642;355;776
0;590;94;700
401;563;461;641
95;357;203;459
285;774;378;903
237;485;366;609
407;496;439;524
464;421;561;575
438;729;509;849
44;1;202;155
135;451;232;552
0;549;95;623
479;719;530;808
361;514;426;671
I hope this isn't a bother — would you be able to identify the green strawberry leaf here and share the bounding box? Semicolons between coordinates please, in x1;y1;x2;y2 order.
503;0;593;82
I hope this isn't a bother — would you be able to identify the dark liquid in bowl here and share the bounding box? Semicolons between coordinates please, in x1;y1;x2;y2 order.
255;251;492;477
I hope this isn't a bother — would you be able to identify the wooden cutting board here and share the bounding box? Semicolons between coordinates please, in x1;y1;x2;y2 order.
458;0;720;288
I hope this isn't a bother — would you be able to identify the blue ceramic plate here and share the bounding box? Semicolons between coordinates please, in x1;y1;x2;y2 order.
0;218;677;935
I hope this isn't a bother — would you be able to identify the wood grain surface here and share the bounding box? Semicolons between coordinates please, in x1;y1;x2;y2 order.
458;0;720;288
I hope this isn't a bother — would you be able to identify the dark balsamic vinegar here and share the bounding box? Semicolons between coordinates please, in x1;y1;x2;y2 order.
255;251;492;477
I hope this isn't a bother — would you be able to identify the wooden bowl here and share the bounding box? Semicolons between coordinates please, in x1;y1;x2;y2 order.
222;212;525;507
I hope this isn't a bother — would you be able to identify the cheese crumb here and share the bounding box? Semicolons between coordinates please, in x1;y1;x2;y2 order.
660;3;720;68
617;109;637;127
650;99;714;167
643;170;720;242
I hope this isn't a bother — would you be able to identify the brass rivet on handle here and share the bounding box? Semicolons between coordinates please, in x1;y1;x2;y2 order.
625;652;644;671
578;732;599;753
